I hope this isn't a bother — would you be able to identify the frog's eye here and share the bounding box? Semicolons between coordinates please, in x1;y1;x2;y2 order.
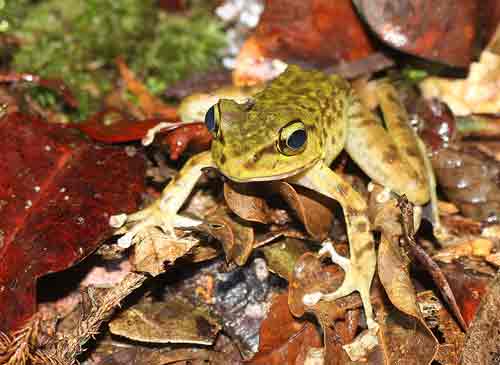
205;104;221;137
277;120;307;156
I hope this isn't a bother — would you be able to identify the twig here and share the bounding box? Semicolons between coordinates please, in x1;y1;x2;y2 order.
41;272;148;365
397;196;468;331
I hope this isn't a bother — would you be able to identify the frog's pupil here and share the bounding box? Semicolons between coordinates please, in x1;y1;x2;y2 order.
205;106;216;132
287;129;307;149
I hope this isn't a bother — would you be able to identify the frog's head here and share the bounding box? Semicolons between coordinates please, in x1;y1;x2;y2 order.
205;98;323;182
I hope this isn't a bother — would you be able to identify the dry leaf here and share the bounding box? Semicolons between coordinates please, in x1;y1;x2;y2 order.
109;297;220;345
248;293;322;365
133;228;198;276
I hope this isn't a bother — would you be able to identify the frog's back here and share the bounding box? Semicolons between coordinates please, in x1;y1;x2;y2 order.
251;65;351;164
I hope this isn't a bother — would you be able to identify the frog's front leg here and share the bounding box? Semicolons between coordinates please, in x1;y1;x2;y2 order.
288;161;377;329
111;151;214;247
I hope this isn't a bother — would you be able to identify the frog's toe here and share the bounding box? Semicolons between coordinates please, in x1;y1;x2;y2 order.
313;239;377;329
111;203;202;248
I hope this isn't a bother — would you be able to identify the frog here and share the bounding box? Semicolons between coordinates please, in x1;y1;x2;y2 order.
112;65;432;330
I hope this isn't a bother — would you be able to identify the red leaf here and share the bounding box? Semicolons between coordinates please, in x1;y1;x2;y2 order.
76;108;168;143
160;123;212;160
0;112;145;333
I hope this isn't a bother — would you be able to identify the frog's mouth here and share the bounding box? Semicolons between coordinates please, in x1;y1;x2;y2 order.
220;158;320;183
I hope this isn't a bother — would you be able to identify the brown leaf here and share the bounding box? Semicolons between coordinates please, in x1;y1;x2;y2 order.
109;297;220;345
354;0;478;67
248;293;322;365
198;207;255;266
288;253;375;364
378;298;438;365
417;291;465;365
224;182;273;224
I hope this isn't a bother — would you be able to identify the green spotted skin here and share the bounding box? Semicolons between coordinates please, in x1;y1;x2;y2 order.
211;65;352;182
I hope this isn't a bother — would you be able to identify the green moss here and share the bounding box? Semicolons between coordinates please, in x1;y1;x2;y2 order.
7;0;225;120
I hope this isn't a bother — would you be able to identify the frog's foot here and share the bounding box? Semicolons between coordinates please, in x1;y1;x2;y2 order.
303;240;377;330
110;203;202;248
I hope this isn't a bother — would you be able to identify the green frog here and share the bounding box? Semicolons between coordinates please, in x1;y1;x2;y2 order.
112;65;431;330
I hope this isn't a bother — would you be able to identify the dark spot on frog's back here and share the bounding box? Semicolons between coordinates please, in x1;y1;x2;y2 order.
219;153;226;164
383;145;399;164
356;221;368;232
406;146;419;158
359;117;377;128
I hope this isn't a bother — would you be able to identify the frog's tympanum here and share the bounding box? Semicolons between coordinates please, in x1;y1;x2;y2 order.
114;65;431;331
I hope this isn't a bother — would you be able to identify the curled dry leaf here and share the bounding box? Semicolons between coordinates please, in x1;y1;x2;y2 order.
248;293;322;365
270;181;335;241
224;182;273;224
196;206;255;266
109;297;220;345
233;0;374;85
132;228;198;276
354;0;478;67
224;180;335;240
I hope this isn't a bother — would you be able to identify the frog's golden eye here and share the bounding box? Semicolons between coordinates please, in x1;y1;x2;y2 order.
204;103;221;138
277;120;307;156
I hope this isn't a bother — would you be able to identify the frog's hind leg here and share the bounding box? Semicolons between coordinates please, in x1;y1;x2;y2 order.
290;161;378;329
345;89;429;205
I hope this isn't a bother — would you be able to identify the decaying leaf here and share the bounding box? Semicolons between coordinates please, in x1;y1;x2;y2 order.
0;71;78;108
354;0;478;68
377;298;438;365
248;293;322;365
417;291;465;365
439;262;490;327
260;238;313;280
109;297;220;345
0;112;145;333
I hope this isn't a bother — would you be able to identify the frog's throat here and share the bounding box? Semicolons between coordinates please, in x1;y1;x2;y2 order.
220;158;321;183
